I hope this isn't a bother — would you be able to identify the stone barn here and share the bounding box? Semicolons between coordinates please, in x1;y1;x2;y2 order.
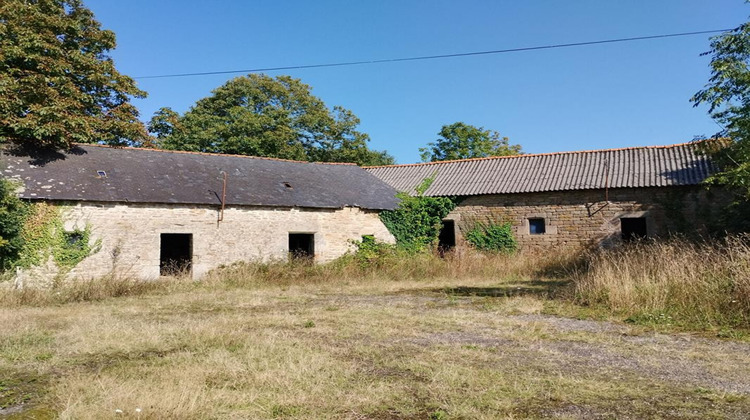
366;141;723;250
1;145;398;280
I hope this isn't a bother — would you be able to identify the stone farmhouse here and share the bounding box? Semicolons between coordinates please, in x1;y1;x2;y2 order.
365;141;722;251
1;141;722;281
0;144;398;280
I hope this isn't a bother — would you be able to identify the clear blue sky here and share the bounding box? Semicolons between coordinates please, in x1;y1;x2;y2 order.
88;1;746;164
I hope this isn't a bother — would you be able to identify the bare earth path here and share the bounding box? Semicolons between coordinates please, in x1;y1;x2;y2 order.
1;279;749;419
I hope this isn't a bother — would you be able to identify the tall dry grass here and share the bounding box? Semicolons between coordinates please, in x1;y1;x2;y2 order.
0;274;179;307
203;247;583;288
0;247;582;307
6;237;749;330
573;236;750;327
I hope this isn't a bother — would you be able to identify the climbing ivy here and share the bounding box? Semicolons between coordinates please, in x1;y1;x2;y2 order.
465;221;518;253
53;224;100;270
16;202;59;268
379;176;457;252
0;178;31;270
3;201;100;273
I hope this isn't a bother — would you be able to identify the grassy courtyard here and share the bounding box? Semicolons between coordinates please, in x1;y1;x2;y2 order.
2;248;750;419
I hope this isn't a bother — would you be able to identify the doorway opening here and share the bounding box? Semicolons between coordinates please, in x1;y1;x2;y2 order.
289;233;314;261
621;217;647;242
438;220;456;255
160;233;192;276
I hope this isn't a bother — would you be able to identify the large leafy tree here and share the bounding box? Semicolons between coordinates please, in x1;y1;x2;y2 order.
692;21;750;231
692;22;750;195
419;122;521;162
153;74;394;166
0;0;148;150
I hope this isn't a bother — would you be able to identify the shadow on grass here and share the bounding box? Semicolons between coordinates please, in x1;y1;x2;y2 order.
435;279;572;299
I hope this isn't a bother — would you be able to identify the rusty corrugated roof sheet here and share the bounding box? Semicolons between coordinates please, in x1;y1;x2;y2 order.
0;144;399;210
364;141;718;196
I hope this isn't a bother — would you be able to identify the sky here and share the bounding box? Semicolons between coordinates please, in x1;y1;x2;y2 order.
88;1;747;164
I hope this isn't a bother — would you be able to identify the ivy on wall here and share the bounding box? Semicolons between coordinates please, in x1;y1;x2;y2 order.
464;221;518;253
0;179;31;269
379;176;457;252
0;187;100;274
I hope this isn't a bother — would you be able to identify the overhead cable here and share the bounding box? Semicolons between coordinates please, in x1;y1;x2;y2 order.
134;28;734;80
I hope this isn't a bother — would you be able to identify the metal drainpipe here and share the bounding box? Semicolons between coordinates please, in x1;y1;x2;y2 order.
218;172;227;223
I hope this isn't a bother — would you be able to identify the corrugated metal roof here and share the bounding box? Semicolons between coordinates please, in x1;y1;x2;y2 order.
0;144;399;210
365;141;718;196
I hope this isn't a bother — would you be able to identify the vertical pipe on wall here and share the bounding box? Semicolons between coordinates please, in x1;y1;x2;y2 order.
218;171;227;223
604;158;610;203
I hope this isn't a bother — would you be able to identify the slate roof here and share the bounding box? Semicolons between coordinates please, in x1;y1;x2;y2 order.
0;144;399;210
365;141;718;197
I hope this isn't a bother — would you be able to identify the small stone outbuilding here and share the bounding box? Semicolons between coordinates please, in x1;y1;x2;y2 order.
366;141;724;250
1;145;398;280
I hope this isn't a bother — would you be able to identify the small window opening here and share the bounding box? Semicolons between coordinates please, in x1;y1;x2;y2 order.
64;231;85;248
621;217;647;242
160;233;192;276
529;218;546;235
438;220;456;254
96;170;107;178
282;182;293;189
289;233;314;261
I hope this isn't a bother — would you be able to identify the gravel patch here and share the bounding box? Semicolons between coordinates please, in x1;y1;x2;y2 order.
510;313;631;334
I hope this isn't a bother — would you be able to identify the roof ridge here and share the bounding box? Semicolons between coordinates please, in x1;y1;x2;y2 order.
72;143;359;166
363;139;724;169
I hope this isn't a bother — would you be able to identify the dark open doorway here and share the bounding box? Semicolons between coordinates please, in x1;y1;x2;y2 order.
621;217;647;242
438;220;456;254
160;233;192;276
289;233;314;260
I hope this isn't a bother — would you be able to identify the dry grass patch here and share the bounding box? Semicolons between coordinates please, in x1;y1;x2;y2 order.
573;236;750;331
1;244;749;418
2;274;750;419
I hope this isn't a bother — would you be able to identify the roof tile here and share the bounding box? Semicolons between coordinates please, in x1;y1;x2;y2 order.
365;141;718;196
1;145;399;210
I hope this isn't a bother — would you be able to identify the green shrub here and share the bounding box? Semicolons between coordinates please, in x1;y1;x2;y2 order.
352;235;397;265
379;176;457;252
465;222;517;253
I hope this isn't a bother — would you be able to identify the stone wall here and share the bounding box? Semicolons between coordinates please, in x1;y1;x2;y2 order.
445;186;724;250
47;202;395;280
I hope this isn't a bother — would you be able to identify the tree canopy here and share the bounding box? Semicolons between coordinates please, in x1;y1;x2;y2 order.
419;122;521;162
152;74;394;166
0;0;149;150
691;21;750;232
692;22;750;198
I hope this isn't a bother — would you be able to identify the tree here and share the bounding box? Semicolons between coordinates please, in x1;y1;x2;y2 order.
153;74;394;166
692;22;750;197
691;21;750;231
148;107;181;142
419;122;521;162
0;0;148;150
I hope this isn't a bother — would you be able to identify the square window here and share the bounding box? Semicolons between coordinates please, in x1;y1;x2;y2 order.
529;218;546;235
621;217;647;241
289;233;314;260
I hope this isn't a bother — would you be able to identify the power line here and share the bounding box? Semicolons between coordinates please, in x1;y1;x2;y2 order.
134;28;733;80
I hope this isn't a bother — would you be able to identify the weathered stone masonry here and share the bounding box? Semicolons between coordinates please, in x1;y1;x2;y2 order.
445;186;722;249
60;202;394;279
